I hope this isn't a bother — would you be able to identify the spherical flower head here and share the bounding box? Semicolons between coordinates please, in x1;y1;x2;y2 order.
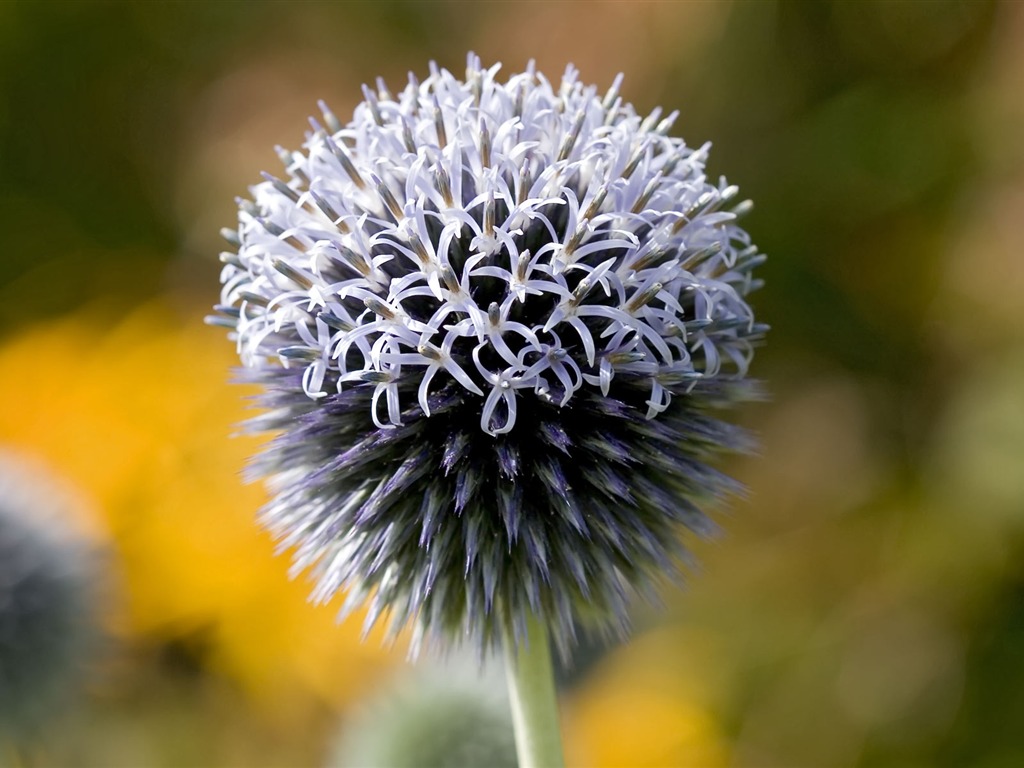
0;450;101;742
210;54;767;654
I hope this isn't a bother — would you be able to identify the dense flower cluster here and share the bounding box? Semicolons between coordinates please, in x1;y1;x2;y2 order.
210;55;766;652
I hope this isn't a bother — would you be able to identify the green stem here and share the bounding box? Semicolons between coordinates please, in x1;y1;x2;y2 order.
502;613;566;768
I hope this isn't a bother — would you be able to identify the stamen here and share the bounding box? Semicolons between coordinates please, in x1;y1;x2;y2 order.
479;119;491;168
433;96;447;147
483;193;495;238
272;258;314;290
434;163;454;206
239;291;269;307
625;281;663;313
440;265;462;294
401;117;417;154
515;250;531;281
556;109;587;162
361;84;384;126
417;342;442;361
621;141;646;180
261;171;300;204
309;190;347;231
324;135;366;189
317;99;341;134
374;175;405;221
364;296;396;321
631;172;663;214
581;185;608;222
320;311;354;331
680;242;722;271
569;277;592;308
279;346;320;362
602;73;623;110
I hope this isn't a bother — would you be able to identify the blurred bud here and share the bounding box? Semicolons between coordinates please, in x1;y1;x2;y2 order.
328;658;516;768
0;449;102;745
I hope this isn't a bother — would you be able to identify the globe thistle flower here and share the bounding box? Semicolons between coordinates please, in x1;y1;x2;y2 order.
0;450;101;743
209;55;766;655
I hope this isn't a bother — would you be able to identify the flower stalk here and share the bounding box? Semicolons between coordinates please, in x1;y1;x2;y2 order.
503;614;565;768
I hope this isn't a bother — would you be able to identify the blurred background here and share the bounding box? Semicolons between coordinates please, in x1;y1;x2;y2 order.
1;1;1022;765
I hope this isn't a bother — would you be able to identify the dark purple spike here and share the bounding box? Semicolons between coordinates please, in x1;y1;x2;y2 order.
629;442;691;475
442;431;470;475
536;459;572;508
418;486;446;548
495;440;520;478
586;464;635;503
354;477;392;525
562;504;589;536
496;484;522;543
453;464;481;514
382;447;433;497
463;514;482;576
538;421;573;454
357;470;428;527
366;523;396;575
634;477;719;537
406;571;429;616
563;547;590;598
424;386;463;416
591;395;640;420
631;525;671;567
425;523;458;597
313;432;382;478
628;415;676;442
464;571;483;621
588;510;626;555
522;570;542;614
522;526;550;583
318;412;421;466
582;431;634;464
423;552;440;597
481;557;499;614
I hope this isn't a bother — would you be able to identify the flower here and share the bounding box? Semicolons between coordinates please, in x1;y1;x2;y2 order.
0;449;101;742
209;54;766;653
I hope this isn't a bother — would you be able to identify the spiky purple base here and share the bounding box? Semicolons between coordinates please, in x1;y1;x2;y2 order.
248;367;753;654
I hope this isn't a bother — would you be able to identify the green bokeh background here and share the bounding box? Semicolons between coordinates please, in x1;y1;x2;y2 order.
2;1;1022;766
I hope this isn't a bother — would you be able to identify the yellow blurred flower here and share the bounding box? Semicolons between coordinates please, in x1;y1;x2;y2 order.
563;628;728;768
0;303;394;710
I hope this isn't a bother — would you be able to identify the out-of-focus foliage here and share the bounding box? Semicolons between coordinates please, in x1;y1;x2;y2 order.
1;0;1021;765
